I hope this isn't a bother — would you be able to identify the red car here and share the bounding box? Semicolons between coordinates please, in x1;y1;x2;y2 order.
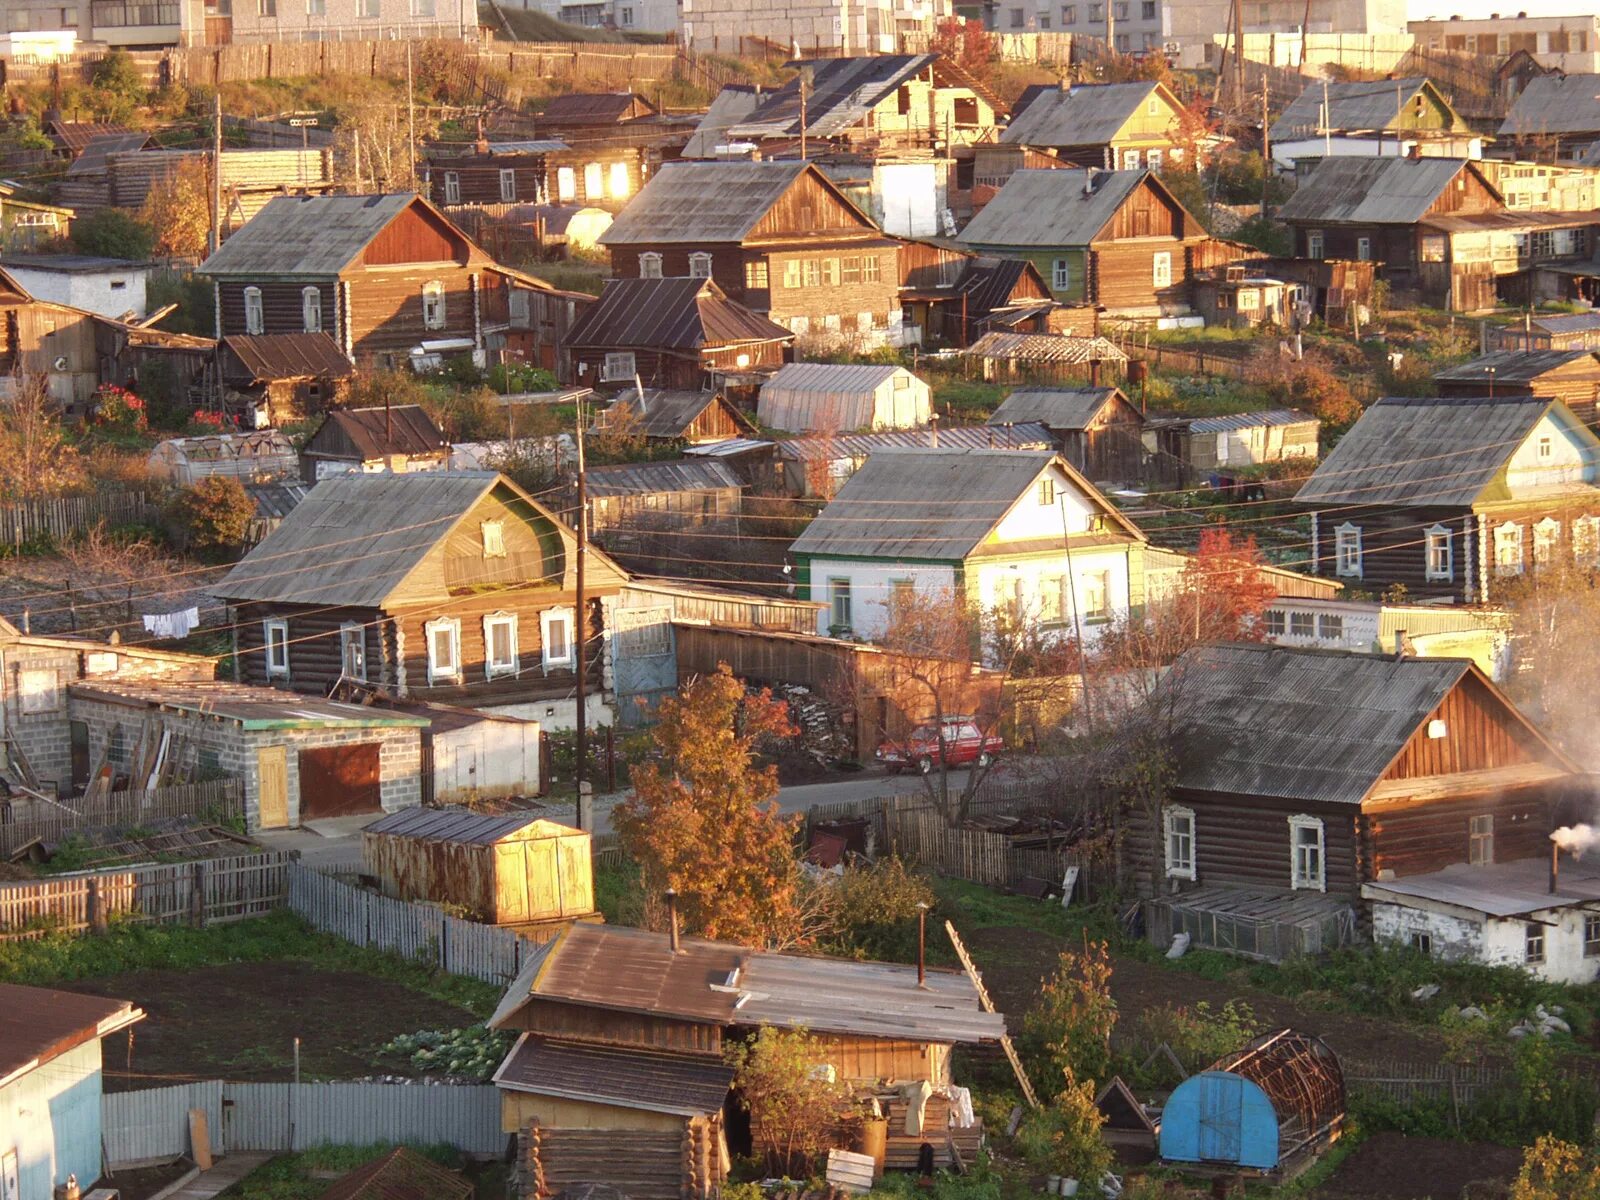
877;717;1004;775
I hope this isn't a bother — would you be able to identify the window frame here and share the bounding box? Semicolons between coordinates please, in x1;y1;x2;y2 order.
1288;611;1314;638
1163;804;1196;881
1525;922;1546;965
483;611;520;679
1081;569;1111;622
420;279;446;331
688;251;713;280
1494;521;1524;577
1038;477;1056;507
1585;913;1600;958
301;285;321;334
1574;515;1600;567
1289;813;1326;892
243;285;264;335
339;621;366;683
828;577;853;632
1316;613;1344;641
1334;522;1362;578
602;351;637;382
1306;229;1325;259
639;252;663;280
498;167;517;203
442;170;460;204
264;618;290;678
1424;523;1453;582
1469;813;1494;866
425;617;461;684
1052;257;1071;290
862;255;881;284
481;519;507;559
1152;250;1172;288
1533;517;1561;570
540;608;575;671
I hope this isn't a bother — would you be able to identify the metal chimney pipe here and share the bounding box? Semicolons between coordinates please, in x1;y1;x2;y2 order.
929;414;939;448
916;901;929;988
666;888;681;953
1551;841;1561;896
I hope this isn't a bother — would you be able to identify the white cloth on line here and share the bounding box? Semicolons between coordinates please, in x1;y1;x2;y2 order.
142;607;200;639
947;1085;975;1129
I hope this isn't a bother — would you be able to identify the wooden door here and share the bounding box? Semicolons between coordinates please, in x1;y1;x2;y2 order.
298;743;382;820
525;836;559;920
257;745;289;830
495;842;529;924
559;835;593;915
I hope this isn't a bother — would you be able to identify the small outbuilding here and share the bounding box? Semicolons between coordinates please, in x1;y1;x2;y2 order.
377;699;542;804
1146;408;1320;483
215;333;356;428
757;362;932;432
594;388;758;445
585;459;744;531
299;405;450;481
362;808;595;929
986;386;1145;482
148;429;299;486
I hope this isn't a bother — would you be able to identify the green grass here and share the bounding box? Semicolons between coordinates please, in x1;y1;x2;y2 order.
929;378;1009;420
216;1144;505;1200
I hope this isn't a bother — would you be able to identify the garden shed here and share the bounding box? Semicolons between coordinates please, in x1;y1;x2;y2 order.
757;362;932;432
361;808;596;929
1159;1030;1345;1173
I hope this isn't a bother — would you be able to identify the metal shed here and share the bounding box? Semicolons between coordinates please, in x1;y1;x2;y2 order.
757;362;932;432
362;808;595;928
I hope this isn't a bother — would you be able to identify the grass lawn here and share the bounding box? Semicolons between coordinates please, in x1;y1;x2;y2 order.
215;1144;508;1200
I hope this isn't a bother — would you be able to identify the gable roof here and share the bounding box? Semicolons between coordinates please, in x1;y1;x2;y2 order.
317;1147;473;1200
682;85;765;158
1500;72;1600;137
1277;157;1492;225
730;55;936;140
1181;408;1318;434
1000;80;1168;148
779;420;1053;462
585;458;743;498
960;168;1187;248
1294;395;1598;508
987;386;1133;430
539;91;658;127
1159;643;1570;805
65;131;152;176
306;405;447;461
598;388;758;440
220;333;355;384
955;255;1050;316
1270;76;1463;142
563;277;794;351
46;118;130;155
791;447;1141;561
0;982;143;1086
1433;349;1598;384
599;160;875;245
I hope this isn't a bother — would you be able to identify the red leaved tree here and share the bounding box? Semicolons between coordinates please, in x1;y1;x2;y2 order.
931;17;994;80
1180;526;1280;643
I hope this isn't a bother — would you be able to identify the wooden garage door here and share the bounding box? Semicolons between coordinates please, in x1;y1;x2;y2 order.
298;743;382;820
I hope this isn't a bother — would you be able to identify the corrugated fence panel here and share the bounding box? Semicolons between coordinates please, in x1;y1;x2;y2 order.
220;1083;501;1153
104;1081;224;1166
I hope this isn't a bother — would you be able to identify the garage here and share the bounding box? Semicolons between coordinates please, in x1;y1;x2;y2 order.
299;743;383;820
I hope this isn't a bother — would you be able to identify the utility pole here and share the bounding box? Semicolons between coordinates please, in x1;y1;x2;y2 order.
1231;0;1244;117
209;91;222;255
406;41;418;190
799;68;810;161
1105;0;1114;58
353;128;362;191
1260;73;1270;219
574;394;590;832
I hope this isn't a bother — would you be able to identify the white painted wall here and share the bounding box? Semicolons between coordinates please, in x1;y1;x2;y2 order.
487;693;612;733
433;718;541;802
1374;897;1600;985
1505;411;1598;495
874;162;941;239
971;545;1133;642
5;265;148;321
806;560;958;640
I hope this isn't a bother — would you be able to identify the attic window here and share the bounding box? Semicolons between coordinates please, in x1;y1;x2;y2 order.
482;519;507;558
639;252;663;280
689;252;713;279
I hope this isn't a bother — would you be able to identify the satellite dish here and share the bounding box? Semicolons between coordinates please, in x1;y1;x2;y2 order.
52;356;67;370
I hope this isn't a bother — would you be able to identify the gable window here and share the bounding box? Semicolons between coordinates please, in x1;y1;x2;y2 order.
426;617;461;684
1469;814;1494;865
1289;814;1325;891
541;608;575;671
499;168;517;203
1494;521;1524;576
556;167;577;202
1038;478;1056;506
1534;518;1560;569
1334;523;1362;578
1356;236;1372;261
1574;515;1600;566
1526;923;1545;966
301;286;321;334
1152;251;1172;288
1146;94;1158;115
1052;258;1072;290
602;351;636;382
339;622;366;683
639;252;663;279
1539;435;1553;459
1425;524;1453;581
484;612;519;678
688;252;713;279
1306;229;1325;259
481;519;506;559
264;618;290;678
421;280;446;330
443;170;460;204
243;286;264;335
828;577;853;633
1163;805;1195;880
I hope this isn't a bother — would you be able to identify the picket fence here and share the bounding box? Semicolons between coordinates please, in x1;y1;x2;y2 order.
0;491;152;548
103;1080;503;1167
288;863;550;988
0;850;291;938
0;779;244;859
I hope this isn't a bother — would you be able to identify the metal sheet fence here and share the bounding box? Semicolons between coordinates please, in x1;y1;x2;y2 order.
0;779;244;858
104;1082;225;1166
0;491;153;547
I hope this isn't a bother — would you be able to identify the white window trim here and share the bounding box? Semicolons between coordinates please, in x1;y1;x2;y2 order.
1533;517;1561;568
481;519;507;559
301;286;321;334
421;280;446;331
425;617;461;684
1152;250;1172;288
688;251;713;279
243;286;264;336
1163;804;1196;881
1424;523;1453;582
1334;522;1362;578
483;611;520;679
639;252;663;279
1289;813;1326;892
1495;520;1524;577
339;621;366;683
541;608;576;672
602;351;637;382
264;618;289;678
498;167;517;203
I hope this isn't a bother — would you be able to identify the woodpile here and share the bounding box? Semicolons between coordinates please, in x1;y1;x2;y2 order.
82;716;203;804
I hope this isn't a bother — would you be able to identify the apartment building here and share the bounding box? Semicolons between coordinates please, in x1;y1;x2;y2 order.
5;0;206;48
1167;0;1405;67
677;0;951;55
1409;13;1600;73
995;0;1163;55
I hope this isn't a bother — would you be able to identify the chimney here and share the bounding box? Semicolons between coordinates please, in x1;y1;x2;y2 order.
665;888;681;953
916;901;929;988
1551;840;1561;895
1407;142;1422;160
929;413;939;448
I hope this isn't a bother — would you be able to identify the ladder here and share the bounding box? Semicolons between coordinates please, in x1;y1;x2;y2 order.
946;919;1040;1109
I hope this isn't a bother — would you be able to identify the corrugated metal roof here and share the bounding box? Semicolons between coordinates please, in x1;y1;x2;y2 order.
597;388;756;441
585;458;743;497
763;361;903;393
311;405;448;461
221;333;354;384
683;437;775;457
244;480;309;521
199;193;468;278
730;55;937;140
1419;209;1598;233
494;1034;733;1115
1160;643;1473;804
758;362;928;432
0;982;142;1082
1270;76;1448;142
317;1147;474;1200
965;331;1128;363
956;256;1041;317
1500;72;1600;136
1184;408;1317;433
682;86;764;159
68;680;430;730
987;387;1123;430
1529;311;1600;334
365;807;567;844
1294;395;1595;508
599;161;811;245
779;421;1053;462
960;168;1148;249
564;277;793;351
65;131;151;176
518;923;744;1024
47;119;131;154
1277;157;1481;225
540;92;656;126
1433;349;1596;383
1000;80;1158;148
1366;853;1600;918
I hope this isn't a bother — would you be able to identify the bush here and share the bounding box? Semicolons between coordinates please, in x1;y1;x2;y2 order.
1016;1075;1113;1186
727;1027;849;1176
89;49;147;122
1130;999;1261;1078
488;361;559;394
168;475;254;558
821;857;937;961
1022;941;1117;1088
73;208;155;260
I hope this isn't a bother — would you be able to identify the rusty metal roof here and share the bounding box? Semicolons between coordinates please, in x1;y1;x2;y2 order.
494;1034;733;1116
0;982;143;1085
221;333;355;384
311;405;448;461
365;807;573;845
46;118;131;154
564;277;794;352
68;680;429;730
317;1147;473;1200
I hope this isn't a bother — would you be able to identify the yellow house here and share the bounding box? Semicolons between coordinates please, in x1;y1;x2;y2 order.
1000;80;1198;170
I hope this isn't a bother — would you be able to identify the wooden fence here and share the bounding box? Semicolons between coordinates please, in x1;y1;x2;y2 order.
0;779;245;859
0;491;153;548
887;803;1092;893
0;850;292;938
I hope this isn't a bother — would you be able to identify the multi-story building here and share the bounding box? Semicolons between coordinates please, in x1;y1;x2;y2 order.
1409;12;1600;74
211;0;475;42
5;0;205;48
677;0;951;56
1166;0;1405;68
995;0;1163;55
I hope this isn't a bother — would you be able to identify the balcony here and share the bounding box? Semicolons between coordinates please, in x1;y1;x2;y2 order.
92;0;183;43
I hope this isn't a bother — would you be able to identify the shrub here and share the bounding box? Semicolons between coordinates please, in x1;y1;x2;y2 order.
168;475;254;558
822;857;937;961
1016;1074;1114;1186
727;1027;849;1176
89;49;146;122
488;361;559;394
1131;1000;1261;1077
73;208;155;261
1022;941;1117;1088
91;384;147;434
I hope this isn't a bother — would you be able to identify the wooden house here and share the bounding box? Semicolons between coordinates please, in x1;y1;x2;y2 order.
1137;643;1585;970
597;161;905;345
985;386;1145;482
538;91;661;134
1147;409;1320;484
214;333;355;428
197;193;588;371
895;245;1054;347
1498;73;1600;158
423;138;569;208
958;168;1210;317
298;405;450;482
1434;350;1600;423
757;362;931;432
1268;77;1478;169
214;471;629;728
1484;311;1600;353
592;388;758;446
1295;395;1600;601
1191;266;1303;329
562;277;794;393
1000;80;1197;170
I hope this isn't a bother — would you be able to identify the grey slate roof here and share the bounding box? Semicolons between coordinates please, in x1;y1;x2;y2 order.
681;85;764;158
1276;156;1479;225
729;55;937;140
1161;643;1473;805
599;161;810;245
1184;408;1317;434
1433;349;1597;384
986;387;1126;430
1293;395;1584;508
1499;73;1600;137
959;168;1149;248
1000;80;1160;148
198;193;452;278
1270;76;1442;142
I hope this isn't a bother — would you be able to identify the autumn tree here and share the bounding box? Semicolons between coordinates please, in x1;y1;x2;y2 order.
1248;346;1363;430
167;476;255;559
1511;1137;1600;1200
141;157;213;258
612;664;804;946
930;17;994;81
331;96;436;192
1023;940;1118;1087
1499;559;1600;768
727;1027;849;1176
0;372;82;502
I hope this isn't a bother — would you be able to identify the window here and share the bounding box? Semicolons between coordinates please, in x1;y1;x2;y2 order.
1152;251;1172;288
782;260;802;289
1306;229;1325;259
1469;814;1494;866
1123;148;1141;169
1575;515;1600;566
1040;576;1063;623
1008;6;1023;25
618;3;633;24
1089;2;1102;17
1115;33;1129;50
1141;0;1155;14
442;170;460;204
1495;521;1524;577
1525;923;1545;966
1081;569;1110;621
541;609;574;670
556;166;576;202
257;0;275;15
1063;3;1075;19
862;256;881;283
1289;611;1314;638
1356;236;1372;261
1052;258;1072;290
297;286;321;334
745;260;769;290
1115;1;1128;17
481;519;506;559
584;162;603;199
243;286;264;335
689;252;713;279
1334;523;1362;578
888;578;915;617
841;256;861;285
339;623;366;682
421;280;446;330
1316;613;1344;641
602;351;637;382
1163;806;1195;880
1534;518;1560;570
803;259;821;288
639;252;663;279
1425;524;1453;582
409;0;434;15
821;258;840;286
1038;478;1056;506
1265;609;1286;636
484;613;519;678
829;578;853;632
1237;288;1259;311
1411;932;1433;956
307;0;324;13
609;161;631;200
498;168;517;203
17;669;58;715
1539;435;1553;459
1585;914;1600;957
264;618;290;678
426;618;461;683
1289;815;1325;891
1146;148;1163;170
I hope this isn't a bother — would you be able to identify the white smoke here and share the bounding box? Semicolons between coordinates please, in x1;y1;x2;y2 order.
1551;825;1600;858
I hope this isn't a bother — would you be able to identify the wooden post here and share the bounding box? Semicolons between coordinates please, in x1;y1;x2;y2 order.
87;875;106;934
190;860;205;927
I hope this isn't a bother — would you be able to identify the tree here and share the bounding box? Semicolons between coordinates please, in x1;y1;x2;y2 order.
0;372;82;502
72;208;156;261
1159;165;1213;233
930;17;994;81
1023;941;1118;1088
612;664;805;946
727;1027;849;1176
1499;559;1600;768
89;50;147;123
1017;1074;1114;1189
1249;346;1363;430
1511;1137;1600;1200
168;476;254;558
331;95;435;192
141;157;212;258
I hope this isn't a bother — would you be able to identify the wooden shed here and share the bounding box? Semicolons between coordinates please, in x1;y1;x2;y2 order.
1433;350;1600;424
985;386;1145;482
362;808;595;929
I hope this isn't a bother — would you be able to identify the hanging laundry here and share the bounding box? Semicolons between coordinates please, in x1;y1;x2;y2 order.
142;607;200;639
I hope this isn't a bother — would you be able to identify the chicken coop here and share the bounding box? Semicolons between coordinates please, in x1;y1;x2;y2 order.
362;809;597;931
1159;1030;1346;1174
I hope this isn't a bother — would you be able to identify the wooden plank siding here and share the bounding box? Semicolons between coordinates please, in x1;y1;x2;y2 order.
1383;673;1541;781
495;996;722;1054
568;342;787;394
1435;359;1600;425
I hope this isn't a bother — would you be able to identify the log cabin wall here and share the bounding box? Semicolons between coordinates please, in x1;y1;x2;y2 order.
571;346;703;391
1089;241;1197;313
233;601;382;690
432;156;551;205
219;281;336;338
1306;504;1472;601
761;246;902;328
346;263;483;362
1363;788;1555;880
497;996;722;1054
